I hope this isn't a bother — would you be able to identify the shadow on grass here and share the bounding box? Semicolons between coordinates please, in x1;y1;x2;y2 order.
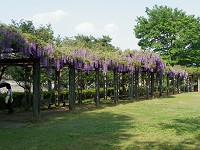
0;111;136;150
150;116;200;150
160;116;200;135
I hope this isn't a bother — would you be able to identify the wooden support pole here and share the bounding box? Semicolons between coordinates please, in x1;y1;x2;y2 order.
33;58;41;120
77;70;83;104
129;72;134;101
114;70;119;104
198;74;200;92
187;76;190;92
146;71;150;99
150;72;154;98
191;74;194;92
69;65;75;110
55;70;60;106
103;73;107;100
155;73;159;96
167;74;170;96
183;77;186;93
141;72;145;96
95;68;100;107
177;75;180;94
135;71;139;100
159;73;163;97
173;76;175;94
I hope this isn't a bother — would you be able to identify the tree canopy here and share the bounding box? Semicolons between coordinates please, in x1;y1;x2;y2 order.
134;5;200;66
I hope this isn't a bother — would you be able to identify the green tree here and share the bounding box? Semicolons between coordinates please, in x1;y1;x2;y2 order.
61;35;119;52
11;19;54;43
134;5;200;66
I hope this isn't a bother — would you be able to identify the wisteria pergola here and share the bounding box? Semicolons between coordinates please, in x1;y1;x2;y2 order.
0;25;47;119
0;24;191;120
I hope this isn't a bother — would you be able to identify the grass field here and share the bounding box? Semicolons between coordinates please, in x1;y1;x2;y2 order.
0;92;200;150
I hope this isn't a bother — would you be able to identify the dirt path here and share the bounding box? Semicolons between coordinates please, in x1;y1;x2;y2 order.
0;108;69;128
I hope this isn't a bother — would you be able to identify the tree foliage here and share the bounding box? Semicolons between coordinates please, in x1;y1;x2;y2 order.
134;5;200;66
11;19;54;43
60;35;119;52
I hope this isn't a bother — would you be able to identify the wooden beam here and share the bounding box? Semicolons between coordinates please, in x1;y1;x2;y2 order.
0;58;34;66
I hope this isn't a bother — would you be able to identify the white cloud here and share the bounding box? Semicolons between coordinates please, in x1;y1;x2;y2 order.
29;10;69;25
75;23;95;34
104;23;120;34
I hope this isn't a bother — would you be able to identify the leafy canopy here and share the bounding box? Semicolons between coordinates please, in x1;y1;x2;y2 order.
134;5;200;66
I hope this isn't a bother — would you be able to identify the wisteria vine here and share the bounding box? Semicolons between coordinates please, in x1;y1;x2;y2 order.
0;24;189;78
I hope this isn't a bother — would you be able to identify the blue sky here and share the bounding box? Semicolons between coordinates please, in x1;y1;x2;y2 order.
0;0;199;50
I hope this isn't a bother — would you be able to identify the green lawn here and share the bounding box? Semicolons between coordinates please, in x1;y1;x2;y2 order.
1;92;200;150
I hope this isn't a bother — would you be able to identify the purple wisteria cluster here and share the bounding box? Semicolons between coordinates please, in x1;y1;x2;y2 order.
0;24;189;78
165;66;188;78
53;49;167;74
0;25;26;58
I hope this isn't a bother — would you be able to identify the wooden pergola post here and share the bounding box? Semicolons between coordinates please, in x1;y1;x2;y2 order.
77;70;83;104
186;76;190;92
146;71;150;99
191;74;194;92
69;65;75;110
54;70;60;106
114;69;119;104
198;74;200;92
159;73;163;97
95;68;100;107
129;72;134;101
150;72;154;98
166;74;170;96
141;72;145;96
135;71;139;100
177;75;180;94
103;73;107;100
33;58;41;120
173;76;176;94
